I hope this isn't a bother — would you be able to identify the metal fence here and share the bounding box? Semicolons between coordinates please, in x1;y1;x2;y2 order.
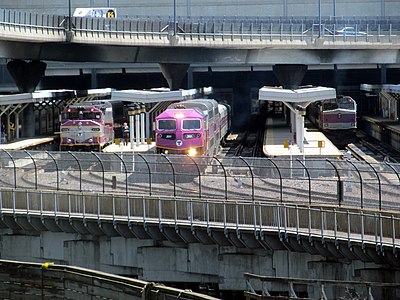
0;150;399;211
0;8;399;44
1;188;399;252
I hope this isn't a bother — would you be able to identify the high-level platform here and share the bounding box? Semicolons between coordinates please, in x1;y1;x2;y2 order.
103;141;156;153
259;86;342;157
0;136;57;150
263;118;342;158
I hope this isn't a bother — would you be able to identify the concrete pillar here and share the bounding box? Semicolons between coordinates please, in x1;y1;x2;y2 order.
7;60;46;93
272;64;308;90
290;110;296;137
295;112;305;152
380;64;387;84
140;104;146;144
187;66;193;89
91;68;98;88
135;113;140;147
22;104;36;138
159;63;189;90
232;72;251;131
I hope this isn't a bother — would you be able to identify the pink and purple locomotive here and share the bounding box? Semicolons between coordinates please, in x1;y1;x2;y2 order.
60;100;126;151
155;99;230;156
309;96;357;131
308;95;357;144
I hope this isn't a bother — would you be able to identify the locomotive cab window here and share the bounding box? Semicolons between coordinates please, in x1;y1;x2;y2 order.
158;119;176;130
84;112;101;120
63;112;79;120
323;102;338;110
337;98;355;110
182;119;201;130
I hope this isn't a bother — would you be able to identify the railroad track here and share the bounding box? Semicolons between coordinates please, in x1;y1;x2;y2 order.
346;131;400;163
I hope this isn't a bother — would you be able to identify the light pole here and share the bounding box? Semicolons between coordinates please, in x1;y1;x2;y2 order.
68;0;71;31
173;0;177;35
333;0;336;17
318;0;322;37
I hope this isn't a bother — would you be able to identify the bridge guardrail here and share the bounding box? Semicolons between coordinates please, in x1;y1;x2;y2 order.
0;150;399;212
0;259;219;300
0;188;399;251
0;8;399;45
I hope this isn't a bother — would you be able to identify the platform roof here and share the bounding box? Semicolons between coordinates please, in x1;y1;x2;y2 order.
361;84;400;94
259;86;336;103
111;87;212;104
0;89;79;106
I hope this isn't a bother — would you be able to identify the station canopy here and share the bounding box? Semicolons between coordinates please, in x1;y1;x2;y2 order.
111;87;212;104
259;86;336;104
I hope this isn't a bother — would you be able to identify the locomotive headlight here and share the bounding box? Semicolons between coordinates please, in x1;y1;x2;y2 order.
188;148;197;156
158;133;162;138
67;139;72;144
88;138;93;143
174;113;184;119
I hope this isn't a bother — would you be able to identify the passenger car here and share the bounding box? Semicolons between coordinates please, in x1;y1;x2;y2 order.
335;26;367;36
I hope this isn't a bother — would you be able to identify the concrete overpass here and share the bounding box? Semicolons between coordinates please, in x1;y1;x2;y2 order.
0;188;399;299
0;150;400;298
0;9;399;91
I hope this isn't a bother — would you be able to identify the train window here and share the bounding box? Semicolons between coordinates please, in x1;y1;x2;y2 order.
63;112;79;120
158;119;176;130
322;102;338;110
337;98;355;110
83;112;101;120
182;119;201;130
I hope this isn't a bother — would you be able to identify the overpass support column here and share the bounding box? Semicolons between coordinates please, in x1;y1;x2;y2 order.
7;60;46;93
159;63;189;91
273;64;308;127
273;65;308;149
272;64;308;90
233;72;251;131
380;64;387;84
22;103;35;138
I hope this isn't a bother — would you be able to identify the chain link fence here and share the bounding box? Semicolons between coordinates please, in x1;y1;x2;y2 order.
0;150;399;211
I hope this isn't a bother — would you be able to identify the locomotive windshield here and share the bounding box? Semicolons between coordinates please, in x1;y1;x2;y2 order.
62;112;79;120
322;97;355;111
158;119;176;130
322;102;338;110
337;97;355;110
83;112;101;120
62;111;101;121
182;119;201;130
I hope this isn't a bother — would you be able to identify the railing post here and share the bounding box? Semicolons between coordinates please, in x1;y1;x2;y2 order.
161;154;176;197
114;153;128;195
267;158;283;203
2;150;17;189
212;156;228;200
239;156;254;201
91;152;105;194
68;152;82;193
326;159;343;206
365;161;381;210
392;215;396;253
45;151;59;191
296;159;311;204
346;160;363;209
187;155;201;198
